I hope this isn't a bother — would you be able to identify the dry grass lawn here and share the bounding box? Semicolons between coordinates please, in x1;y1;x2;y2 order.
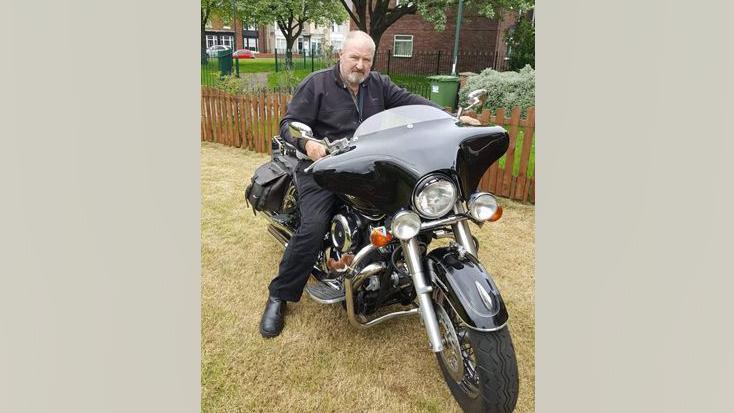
201;142;535;412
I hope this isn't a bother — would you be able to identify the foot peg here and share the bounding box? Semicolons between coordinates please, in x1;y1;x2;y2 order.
305;278;346;304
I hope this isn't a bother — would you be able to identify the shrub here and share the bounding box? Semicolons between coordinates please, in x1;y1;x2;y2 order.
459;65;535;117
211;73;242;95
211;73;292;95
506;17;535;71
267;70;305;91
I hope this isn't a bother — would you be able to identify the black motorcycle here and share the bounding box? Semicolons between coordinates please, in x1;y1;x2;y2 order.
245;90;519;413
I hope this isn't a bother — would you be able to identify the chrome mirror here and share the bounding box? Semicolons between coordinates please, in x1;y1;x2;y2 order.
288;121;313;139
457;89;488;119
467;89;487;108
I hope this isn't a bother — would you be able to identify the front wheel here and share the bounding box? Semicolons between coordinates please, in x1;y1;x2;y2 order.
435;301;519;413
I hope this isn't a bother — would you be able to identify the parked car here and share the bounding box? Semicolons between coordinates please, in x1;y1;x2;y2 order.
206;45;230;58
233;49;256;59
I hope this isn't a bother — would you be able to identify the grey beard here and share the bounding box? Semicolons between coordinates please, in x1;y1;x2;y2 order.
346;71;366;84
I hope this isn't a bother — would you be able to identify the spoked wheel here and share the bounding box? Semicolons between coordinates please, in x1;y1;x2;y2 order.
435;297;519;413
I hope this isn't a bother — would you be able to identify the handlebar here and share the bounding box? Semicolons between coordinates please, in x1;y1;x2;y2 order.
301;136;352;173
301;135;351;155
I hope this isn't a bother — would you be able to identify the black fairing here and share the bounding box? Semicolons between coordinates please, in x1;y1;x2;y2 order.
426;246;509;331
308;106;508;215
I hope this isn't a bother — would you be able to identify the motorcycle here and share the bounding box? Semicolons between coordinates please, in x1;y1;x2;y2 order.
245;90;519;413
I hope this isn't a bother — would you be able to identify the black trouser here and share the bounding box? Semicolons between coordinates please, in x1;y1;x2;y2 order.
268;160;338;302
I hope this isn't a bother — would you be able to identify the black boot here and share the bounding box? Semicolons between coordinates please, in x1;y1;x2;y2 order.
259;296;287;338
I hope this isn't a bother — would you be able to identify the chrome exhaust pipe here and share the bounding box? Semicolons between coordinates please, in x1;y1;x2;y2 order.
267;225;290;248
263;212;295;237
263;212;294;248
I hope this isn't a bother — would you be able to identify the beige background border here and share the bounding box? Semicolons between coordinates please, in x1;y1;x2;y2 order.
2;0;734;411
1;0;200;412
537;1;734;412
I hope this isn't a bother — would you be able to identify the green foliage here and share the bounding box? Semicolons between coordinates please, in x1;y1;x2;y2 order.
267;70;308;90
202;0;258;26
346;0;533;56
407;0;533;32
201;0;227;25
506;16;534;71
252;0;346;34
459;65;534;116
211;73;243;94
252;0;345;68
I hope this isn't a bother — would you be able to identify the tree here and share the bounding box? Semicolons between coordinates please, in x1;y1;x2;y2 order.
339;0;534;57
253;0;346;70
201;0;227;63
201;0;259;63
505;14;534;70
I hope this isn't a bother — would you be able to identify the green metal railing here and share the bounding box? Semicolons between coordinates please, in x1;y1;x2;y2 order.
200;48;431;99
274;49;337;72
200;50;240;87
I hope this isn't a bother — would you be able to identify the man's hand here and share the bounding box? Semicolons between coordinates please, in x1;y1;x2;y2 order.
459;115;481;126
305;140;327;161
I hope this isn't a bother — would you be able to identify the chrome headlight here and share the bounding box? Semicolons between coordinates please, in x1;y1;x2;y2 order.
390;210;421;240
412;176;458;219
467;192;499;222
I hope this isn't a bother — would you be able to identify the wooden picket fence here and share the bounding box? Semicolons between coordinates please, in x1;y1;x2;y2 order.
468;106;536;204
201;86;535;203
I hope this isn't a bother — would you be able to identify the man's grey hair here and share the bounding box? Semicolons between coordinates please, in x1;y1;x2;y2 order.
343;31;376;54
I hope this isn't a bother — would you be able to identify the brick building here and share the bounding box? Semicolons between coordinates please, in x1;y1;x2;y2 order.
349;3;517;74
205;16;267;52
203;3;521;73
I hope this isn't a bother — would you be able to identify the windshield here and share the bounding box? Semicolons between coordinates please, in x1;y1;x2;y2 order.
354;104;454;138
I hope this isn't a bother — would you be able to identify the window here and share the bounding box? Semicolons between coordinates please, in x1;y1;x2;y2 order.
332;22;347;33
221;35;233;48
206;35;217;48
393;35;413;57
276;38;287;52
245;38;258;50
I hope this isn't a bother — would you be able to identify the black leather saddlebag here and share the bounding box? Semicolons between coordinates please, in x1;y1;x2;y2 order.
244;159;291;215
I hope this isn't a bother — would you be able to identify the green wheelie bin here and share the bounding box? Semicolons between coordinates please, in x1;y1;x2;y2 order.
427;75;460;111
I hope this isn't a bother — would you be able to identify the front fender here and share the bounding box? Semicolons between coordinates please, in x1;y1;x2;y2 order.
425;246;509;331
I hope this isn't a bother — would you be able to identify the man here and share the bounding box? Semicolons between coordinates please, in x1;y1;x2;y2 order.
259;31;469;338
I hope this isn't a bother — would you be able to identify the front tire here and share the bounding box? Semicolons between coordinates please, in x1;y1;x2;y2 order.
435;302;519;413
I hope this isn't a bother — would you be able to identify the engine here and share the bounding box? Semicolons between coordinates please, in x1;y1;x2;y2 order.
329;208;418;316
329;212;364;253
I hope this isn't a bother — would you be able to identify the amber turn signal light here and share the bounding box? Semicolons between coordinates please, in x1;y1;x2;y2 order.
489;205;503;222
370;227;393;247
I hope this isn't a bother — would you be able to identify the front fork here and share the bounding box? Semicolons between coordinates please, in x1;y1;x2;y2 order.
452;203;478;257
404;203;478;353
401;238;444;352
